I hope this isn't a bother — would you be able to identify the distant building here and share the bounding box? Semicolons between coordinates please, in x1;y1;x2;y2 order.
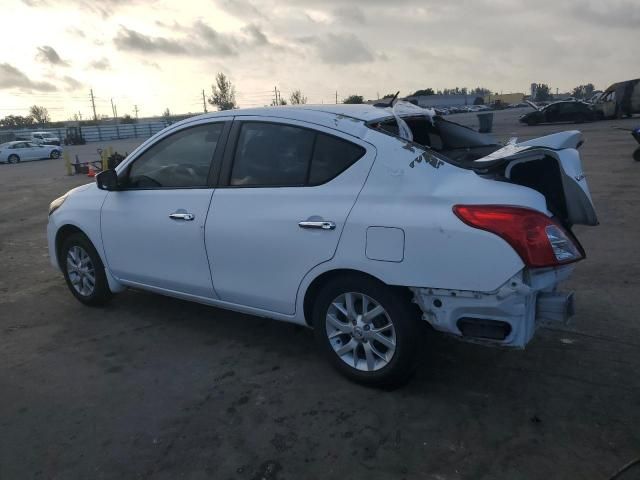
401;94;482;108
483;93;526;105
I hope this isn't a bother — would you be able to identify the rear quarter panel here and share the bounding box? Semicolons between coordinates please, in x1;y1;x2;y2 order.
300;131;550;298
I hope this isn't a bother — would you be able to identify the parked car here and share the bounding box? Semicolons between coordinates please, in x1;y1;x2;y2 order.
30;131;61;145
47;104;597;387
519;101;596;125
0;141;62;163
592;78;640;119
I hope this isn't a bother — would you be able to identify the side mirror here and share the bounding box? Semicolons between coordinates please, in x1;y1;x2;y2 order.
96;169;119;191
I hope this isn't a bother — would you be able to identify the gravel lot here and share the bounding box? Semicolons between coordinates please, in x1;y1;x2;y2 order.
1;109;639;480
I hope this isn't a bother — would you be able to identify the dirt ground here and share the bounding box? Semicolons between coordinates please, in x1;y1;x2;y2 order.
1;109;639;480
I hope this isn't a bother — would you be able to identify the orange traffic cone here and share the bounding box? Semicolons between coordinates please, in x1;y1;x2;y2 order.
87;164;95;177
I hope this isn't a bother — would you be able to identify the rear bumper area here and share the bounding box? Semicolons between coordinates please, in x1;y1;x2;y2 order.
410;266;576;348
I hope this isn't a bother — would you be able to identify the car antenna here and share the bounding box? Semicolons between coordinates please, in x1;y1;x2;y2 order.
374;91;400;108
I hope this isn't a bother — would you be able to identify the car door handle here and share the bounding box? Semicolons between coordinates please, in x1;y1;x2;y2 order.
298;220;336;230
169;212;195;221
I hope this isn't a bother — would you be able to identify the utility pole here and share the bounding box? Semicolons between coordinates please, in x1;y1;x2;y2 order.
335;91;338;104
110;98;118;123
90;89;97;121
274;86;278;106
202;89;208;113
134;105;139;119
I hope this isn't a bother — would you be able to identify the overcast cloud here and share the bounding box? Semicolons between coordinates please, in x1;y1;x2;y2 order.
2;0;639;119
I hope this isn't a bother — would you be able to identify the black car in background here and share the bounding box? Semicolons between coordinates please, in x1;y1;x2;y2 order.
519;101;596;125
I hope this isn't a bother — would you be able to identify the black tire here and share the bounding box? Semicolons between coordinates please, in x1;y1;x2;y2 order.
526;118;538;126
50;149;60;159
633;148;640;162
60;232;113;306
574;114;587;124
312;274;419;389
8;154;19;164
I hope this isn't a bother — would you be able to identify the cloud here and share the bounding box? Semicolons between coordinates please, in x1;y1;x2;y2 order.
332;6;366;24
89;58;111;70
66;26;86;37
114;26;188;54
242;24;270;46
217;0;264;19
192;20;238;56
569;0;640;29
62;75;83;91
301;33;374;64
35;46;70;66
0;63;57;92
114;21;274;57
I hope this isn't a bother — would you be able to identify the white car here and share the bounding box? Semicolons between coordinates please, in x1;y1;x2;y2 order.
47;103;597;387
0;141;63;163
31;131;61;145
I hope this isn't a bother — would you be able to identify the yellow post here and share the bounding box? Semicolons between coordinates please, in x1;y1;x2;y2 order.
101;150;108;171
64;152;72;176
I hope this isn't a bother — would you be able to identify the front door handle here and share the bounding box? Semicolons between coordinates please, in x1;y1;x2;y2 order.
169;211;195;221
298;220;336;230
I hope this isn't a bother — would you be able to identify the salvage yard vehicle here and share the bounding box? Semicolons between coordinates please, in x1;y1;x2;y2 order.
47;103;597;387
0;141;63;163
593;78;640;119
30;131;61;145
520;100;596;125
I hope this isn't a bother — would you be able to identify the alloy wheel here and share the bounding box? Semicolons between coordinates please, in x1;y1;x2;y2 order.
325;292;396;372
66;245;96;296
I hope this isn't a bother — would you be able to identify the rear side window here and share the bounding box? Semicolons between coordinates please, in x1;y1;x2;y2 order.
309;133;365;185
230;122;365;187
127;123;223;188
231;123;314;186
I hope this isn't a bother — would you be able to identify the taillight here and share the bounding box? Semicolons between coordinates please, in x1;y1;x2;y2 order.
453;205;583;268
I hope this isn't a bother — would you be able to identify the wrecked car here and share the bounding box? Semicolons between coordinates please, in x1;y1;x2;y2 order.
593;78;640;119
47;103;597;388
519;100;596;125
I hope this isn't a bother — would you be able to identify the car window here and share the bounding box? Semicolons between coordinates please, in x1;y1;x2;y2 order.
230;122;315;186
309;133;365;185
126;123;223;188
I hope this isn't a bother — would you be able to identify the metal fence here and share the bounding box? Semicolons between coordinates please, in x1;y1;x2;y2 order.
1;121;170;144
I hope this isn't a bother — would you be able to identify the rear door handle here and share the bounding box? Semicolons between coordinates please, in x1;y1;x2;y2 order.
169;211;195;221
298;220;336;230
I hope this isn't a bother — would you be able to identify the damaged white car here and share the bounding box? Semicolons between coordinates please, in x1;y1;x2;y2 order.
47;102;597;387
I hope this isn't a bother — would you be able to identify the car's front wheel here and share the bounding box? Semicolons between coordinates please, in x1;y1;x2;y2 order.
60;233;113;306
50;149;61;159
8;154;20;164
312;275;419;389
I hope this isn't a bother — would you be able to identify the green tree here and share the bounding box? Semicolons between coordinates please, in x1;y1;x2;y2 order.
571;83;595;99
410;88;435;96
0;115;35;129
162;108;171;118
208;73;237;111
534;83;552;102
343;94;364;104
289;89;307;105
29;105;50;124
121;114;136;124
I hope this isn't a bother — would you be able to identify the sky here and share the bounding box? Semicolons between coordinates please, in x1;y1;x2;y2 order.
0;0;638;121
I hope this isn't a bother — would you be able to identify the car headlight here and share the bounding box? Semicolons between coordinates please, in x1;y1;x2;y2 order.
49;194;68;216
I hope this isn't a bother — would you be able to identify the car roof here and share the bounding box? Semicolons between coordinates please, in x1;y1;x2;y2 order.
174;104;434;139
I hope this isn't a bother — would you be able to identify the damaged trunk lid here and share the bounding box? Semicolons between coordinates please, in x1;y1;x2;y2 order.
473;131;598;226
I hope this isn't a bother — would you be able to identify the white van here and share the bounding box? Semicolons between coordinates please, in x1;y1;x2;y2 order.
30;131;61;145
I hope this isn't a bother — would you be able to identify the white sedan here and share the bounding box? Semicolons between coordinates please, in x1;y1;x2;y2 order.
47;103;597;387
0;141;63;163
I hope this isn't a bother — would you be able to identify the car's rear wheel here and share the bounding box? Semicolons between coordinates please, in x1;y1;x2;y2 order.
312;275;419;389
60;233;112;306
8;154;19;164
50;150;60;159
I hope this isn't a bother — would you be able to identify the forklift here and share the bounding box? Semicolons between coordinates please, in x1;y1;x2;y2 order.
64;124;86;145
